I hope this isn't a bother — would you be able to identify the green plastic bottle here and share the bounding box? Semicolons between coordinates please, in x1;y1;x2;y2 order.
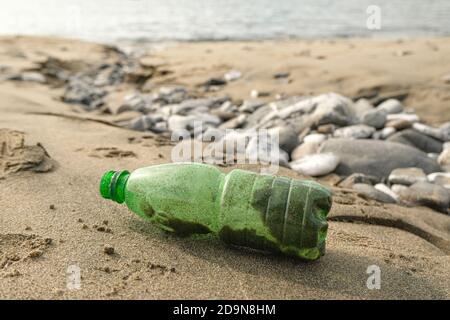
99;163;332;261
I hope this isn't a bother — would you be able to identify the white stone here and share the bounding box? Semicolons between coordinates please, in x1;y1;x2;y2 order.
386;113;420;123
303;133;327;144
224;70;242;82
289;153;339;177
412;122;449;142
333;124;375;139
376;99;403;114
374;183;399;201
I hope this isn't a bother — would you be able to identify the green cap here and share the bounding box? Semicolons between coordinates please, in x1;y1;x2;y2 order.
100;170;130;204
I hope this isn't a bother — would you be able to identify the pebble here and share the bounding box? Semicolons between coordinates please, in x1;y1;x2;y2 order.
376;99;403;114
320;138;441;179
268;125;299;153
412;122;450;142
373;127;396;140
391;184;409;195
218;114;246;130
387;129;443;153
352;183;396;203
388;167;427;186
250;90;271;99
104;245;115;255
386;113;420;123
303;133;327;144
224;70;242;82
398;182;450;213
7;72;47;83
361;109;387;129
291;141;320;161
338;173;379;189
289;153;339;177
427;172;450;189
239;100;266;113
374;183;399;201
333;124;375;139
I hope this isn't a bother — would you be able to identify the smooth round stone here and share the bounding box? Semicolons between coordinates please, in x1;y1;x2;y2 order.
376;99;403;114
352;183;396;203
320;139;441;179
398;182;450;213
333;124;375;139
388;167;427;186
387;129;443;153
391;184;409;195
412;123;450;142
354;98;374;119
386;113;420;123
268;125;299;154
373;127;396;140
361;109;387;129
303;133;327;144
374;183;399;201
289;153;339;177
316;124;336;134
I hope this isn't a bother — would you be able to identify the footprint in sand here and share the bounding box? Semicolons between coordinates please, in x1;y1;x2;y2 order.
0;233;53;277
0;129;56;178
87;147;137;159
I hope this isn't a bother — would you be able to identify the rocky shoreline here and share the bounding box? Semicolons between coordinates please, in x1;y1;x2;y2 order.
1;40;449;215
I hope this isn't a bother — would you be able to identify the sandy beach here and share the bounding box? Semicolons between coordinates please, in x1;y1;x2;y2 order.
0;36;449;299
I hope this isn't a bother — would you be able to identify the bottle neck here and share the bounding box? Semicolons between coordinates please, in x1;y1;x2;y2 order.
100;170;130;204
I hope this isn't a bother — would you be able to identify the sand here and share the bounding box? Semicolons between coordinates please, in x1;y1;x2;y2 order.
0;36;449;299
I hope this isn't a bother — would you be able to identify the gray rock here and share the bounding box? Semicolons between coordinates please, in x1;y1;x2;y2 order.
248;93;357;133
387;129;443;153
171;98;216;115
333;124;376;139
427;172;450;189
268;125;299;154
399;182;450;213
353;183;396;203
339;173;379;188
289;153;339;177
391;184;409;195
246;135;289;167
376;99;403;114
168;114;221;133
218;114;246;130
438;149;450;172
320;138;441;179
157;86;188;104
353;98;374;119
374;183;399;202
412;122;450;142
361;109;387;129
197;127;226;142
63;76;107;110
239;100;266;113
119;93;153;114
388;167;427;186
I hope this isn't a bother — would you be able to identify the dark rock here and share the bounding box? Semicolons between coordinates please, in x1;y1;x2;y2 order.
399;182;450;213
320;138;441;179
